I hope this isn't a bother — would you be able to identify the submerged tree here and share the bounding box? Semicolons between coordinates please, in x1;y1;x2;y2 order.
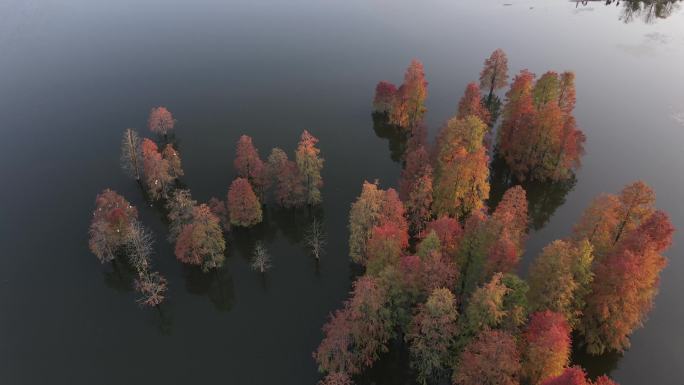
174;204;226;271
497;70;585;182
251;242;272;273
227;177;263;227
305;218;327;260
166;189;198;241
134;271;168;307
479;48;509;107
234;135;266;198
318;372;354;385
141;138;174;200
267;147;306;208
579;210;674;354
406;288;459;385
457;82;491;126
88;189;138;263
296;130;324;206
313;276;393;375
120;128;142;181
390;59;428;129
373;81;398;115
148;106;175;137
162;143;184;179
124;220;154;273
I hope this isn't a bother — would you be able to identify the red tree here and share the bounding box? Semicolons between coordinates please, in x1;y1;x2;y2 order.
390;59;428;129
88;189;138;263
541;367;618;385
479;48;509;104
457;82;491;125
424;216;463;258
580;210;674;354
373;81;398;114
267;147;306;208
174;204;226;271
523;311;571;385
227;177;263;227
314;276;393;375
366;223;407;275
454;329;521;385
148;106;175;136
141;138;173;200
234;135;266;197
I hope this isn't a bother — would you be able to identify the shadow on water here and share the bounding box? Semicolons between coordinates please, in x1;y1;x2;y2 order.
356;339;417;385
576;0;681;23
489;151;577;231
571;336;623;380
103;258;137;293
372;112;410;163
183;265;235;312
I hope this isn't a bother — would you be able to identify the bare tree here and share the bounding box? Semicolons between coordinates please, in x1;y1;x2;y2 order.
304;218;326;260
89;220;116;264
250;242;272;273
120;128;142;181
124;220;154;274
134;271;168;307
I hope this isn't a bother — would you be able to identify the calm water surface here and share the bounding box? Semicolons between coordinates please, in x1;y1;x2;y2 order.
1;1;683;384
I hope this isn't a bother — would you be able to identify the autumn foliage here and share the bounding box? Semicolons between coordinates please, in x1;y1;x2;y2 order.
540;367;618;385
454;329;521;385
88;189;138;263
296;130;324;205
227;177;263;227
234;135;266;197
148;106;175;136
523;311;571;385
497;70;585;182
373;60;428;130
174;204;226;271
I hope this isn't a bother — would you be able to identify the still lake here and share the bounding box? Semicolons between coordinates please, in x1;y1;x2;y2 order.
1;0;683;384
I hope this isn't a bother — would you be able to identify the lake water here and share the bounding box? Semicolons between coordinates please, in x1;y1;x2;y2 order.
1;0;683;384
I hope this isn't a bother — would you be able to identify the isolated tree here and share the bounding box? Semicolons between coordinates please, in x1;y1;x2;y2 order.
454;329;521;385
479;48;509;106
227;177;263;227
527;239;594;326
162;143;184;178
296;130;324;205
88;189;138;263
267;147;306;208
314;276;393;375
390;59;428;129
373;81;398;114
305;218;327;260
406;288;459;385
457;82;491;126
579;210;674;354
134;271;168;307
148;106;175;137
234;135;266;197
174;204;226;271
251;242;272;273
523;311;571;385
166;189;197;241
120;128;142;180
141;138;174;200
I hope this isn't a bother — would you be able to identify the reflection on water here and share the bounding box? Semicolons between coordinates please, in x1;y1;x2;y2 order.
372;112;410;163
489;152;576;231
576;0;681;22
183;265;235;312
572;340;623;380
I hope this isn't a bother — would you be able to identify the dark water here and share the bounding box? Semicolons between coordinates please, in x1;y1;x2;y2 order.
1;1;683;384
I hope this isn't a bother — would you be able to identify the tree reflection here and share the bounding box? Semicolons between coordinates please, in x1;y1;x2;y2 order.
571;337;622;380
576;0;681;23
489;152;577;231
183;265;235;312
372;112;410;163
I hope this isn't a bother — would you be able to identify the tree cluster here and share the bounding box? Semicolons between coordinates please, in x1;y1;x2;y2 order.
314;49;673;385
